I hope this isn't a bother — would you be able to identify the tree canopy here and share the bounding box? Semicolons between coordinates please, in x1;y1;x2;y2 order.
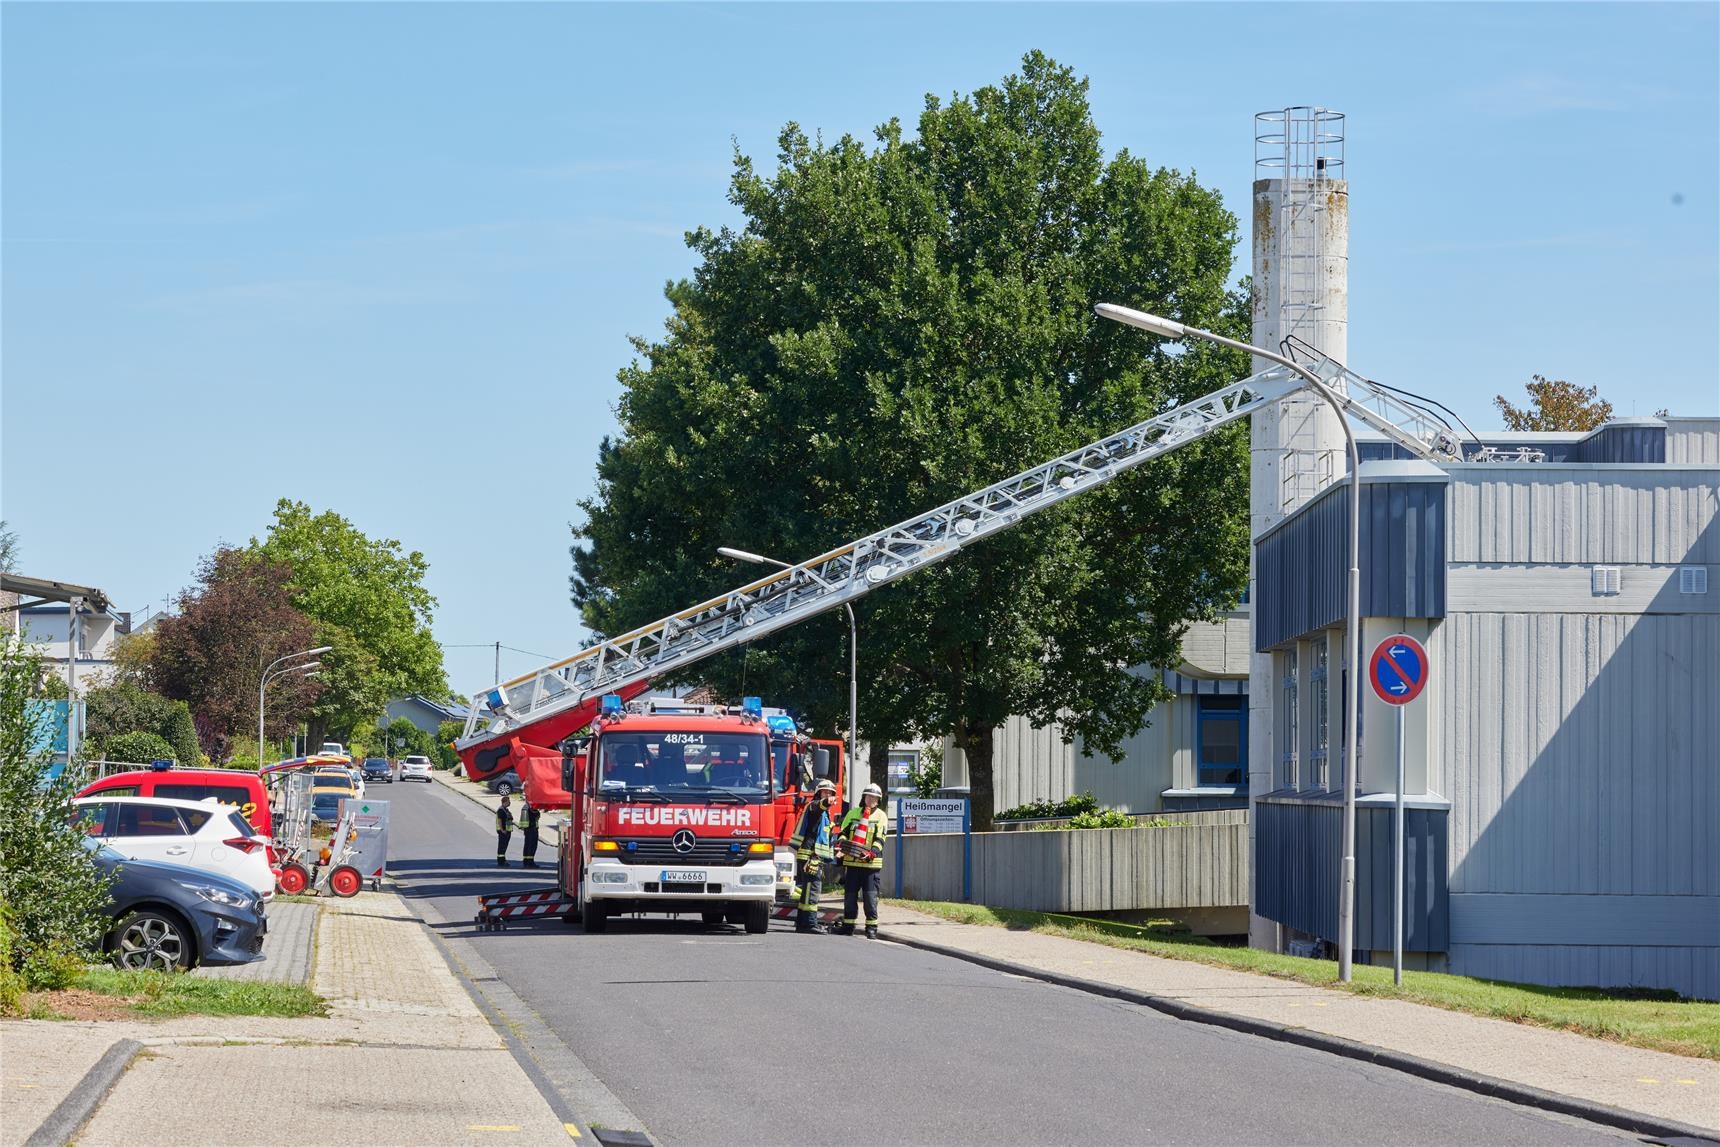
571;53;1252;828
1494;375;1614;432
250;499;446;741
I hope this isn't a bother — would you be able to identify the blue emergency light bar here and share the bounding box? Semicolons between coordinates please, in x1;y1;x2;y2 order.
742;696;763;717
485;685;509;713
149;759;174;771
601;694;623;716
766;714;797;736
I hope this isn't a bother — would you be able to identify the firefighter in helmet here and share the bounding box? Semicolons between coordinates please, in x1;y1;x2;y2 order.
835;783;889;938
495;794;516;867
788;778;837;933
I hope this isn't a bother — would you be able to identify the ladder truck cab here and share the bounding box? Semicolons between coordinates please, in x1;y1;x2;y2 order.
557;694;844;934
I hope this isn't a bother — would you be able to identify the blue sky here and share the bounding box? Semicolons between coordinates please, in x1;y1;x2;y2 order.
4;2;1716;697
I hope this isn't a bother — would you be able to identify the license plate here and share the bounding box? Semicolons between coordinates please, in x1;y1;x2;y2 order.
659;870;706;884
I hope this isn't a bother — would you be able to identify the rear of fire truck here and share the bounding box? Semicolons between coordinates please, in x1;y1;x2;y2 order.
562;696;789;933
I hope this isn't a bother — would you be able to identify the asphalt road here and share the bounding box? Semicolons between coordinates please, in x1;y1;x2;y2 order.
381;778;1632;1147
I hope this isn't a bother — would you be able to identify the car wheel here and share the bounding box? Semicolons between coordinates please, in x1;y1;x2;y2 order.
113;910;193;971
495;781;513;795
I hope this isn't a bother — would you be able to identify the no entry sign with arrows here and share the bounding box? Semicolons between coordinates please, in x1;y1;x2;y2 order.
1368;633;1430;705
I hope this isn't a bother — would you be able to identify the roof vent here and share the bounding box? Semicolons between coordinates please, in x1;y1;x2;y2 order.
1680;567;1708;595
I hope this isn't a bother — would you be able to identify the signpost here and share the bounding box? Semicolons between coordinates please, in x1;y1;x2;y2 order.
896;797;972;901
1368;633;1430;986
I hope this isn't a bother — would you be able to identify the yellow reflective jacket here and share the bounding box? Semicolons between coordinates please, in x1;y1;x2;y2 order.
836;806;888;869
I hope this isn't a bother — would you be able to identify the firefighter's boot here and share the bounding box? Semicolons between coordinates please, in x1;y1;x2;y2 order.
865;925;879;940
836;922;855;936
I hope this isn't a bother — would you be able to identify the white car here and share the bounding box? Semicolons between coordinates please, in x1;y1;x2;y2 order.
74;795;275;902
400;755;434;782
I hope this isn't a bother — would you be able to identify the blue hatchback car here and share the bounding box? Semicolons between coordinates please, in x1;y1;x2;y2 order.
88;841;267;971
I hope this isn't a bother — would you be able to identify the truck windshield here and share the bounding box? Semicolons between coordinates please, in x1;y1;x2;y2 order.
596;732;771;801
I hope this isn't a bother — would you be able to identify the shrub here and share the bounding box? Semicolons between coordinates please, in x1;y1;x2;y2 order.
995;791;1101;821
105;730;176;765
0;637;114;988
0;906;27;1015
1065;809;1137;829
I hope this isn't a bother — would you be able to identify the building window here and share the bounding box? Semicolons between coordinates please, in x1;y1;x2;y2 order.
1279;649;1299;789
886;749;920;794
1310;635;1330;789
1196;695;1246;787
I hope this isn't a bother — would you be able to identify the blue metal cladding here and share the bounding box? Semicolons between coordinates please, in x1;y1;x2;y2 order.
1254;798;1449;951
1568;423;1666;463
1254;478;1448;652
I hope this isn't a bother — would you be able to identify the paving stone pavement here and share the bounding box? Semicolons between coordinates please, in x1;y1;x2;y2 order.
0;888;573;1146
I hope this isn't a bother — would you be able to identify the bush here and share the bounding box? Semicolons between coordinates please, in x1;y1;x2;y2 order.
0;907;28;1015
995;791;1101;821
0;637;114;988
1065;809;1137;829
105;730;176;765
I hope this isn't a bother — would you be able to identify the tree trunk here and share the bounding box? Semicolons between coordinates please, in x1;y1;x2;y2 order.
867;739;890;805
958;723;998;832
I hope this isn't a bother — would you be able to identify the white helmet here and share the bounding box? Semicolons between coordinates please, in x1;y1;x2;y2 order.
814;778;836;795
862;783;883;802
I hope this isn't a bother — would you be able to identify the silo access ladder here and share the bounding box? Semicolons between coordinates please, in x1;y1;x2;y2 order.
457;330;1467;760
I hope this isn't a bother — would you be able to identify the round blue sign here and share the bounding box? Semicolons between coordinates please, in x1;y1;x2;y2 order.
1368;634;1429;705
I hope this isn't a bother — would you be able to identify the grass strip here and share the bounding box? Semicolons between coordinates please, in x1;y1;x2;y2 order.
890;899;1720;1060
67;968;326;1018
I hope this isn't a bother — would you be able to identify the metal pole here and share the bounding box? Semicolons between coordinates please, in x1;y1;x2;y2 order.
845;602;858;805
66;598;81;767
495;641;501;684
1094;311;1364;981
1394;701;1406;985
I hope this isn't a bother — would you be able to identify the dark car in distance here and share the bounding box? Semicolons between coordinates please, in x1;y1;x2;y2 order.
361;757;393;783
88;841;267;971
485;769;521;796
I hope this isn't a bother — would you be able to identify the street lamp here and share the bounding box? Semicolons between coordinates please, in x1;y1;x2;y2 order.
258;646;332;770
1095;302;1365;982
718;546;860;803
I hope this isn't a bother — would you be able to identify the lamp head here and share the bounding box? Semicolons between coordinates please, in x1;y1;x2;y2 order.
1094;303;1186;341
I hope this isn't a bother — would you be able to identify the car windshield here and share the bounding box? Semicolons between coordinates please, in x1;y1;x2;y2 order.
596;731;771;801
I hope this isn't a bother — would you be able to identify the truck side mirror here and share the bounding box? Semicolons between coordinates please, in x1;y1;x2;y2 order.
813;747;832;780
561;757;576;793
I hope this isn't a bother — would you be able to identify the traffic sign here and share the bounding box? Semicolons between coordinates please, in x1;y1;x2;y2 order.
1369;634;1429;705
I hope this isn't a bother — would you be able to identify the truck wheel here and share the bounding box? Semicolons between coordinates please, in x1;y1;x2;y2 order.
724;908;745;926
583;900;608;934
700;910;725;926
743;901;769;934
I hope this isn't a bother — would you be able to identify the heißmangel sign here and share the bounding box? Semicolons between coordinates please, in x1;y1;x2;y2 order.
899;798;967;834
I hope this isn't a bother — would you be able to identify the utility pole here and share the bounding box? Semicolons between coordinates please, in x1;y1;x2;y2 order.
495;641;501;684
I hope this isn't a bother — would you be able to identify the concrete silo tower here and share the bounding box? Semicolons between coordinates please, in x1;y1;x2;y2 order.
1247;108;1349;947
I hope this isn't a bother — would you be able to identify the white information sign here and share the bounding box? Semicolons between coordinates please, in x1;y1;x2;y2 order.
899;798;967;835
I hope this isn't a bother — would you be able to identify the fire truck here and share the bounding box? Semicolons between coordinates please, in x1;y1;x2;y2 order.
459;304;1482;932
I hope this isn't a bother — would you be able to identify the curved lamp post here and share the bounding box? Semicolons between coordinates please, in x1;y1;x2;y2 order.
258;646;331;769
1095;303;1364;981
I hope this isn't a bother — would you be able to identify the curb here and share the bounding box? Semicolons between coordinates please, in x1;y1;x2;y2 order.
884;931;1720;1145
23;1037;143;1147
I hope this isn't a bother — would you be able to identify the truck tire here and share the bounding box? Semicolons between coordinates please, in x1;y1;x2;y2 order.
743;901;769;934
700;910;725;926
583;900;608;933
724;908;745;926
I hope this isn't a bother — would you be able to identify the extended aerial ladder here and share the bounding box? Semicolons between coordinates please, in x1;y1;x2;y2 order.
456;319;1479;777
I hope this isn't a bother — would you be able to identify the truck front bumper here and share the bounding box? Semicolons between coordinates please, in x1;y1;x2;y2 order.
585;859;778;907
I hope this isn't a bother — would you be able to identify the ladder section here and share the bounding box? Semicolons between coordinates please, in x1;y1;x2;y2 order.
459;366;1304;749
1293;349;1469;463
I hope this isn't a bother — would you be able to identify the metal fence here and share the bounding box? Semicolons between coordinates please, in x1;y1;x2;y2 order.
883;809;1249;912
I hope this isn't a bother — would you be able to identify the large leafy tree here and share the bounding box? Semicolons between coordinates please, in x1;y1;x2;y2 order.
152;547;320;760
250;499;446;742
84;681;203;767
572;53;1251;829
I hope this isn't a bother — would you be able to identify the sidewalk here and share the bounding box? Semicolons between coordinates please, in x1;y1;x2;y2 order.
0;890;579;1147
875;903;1720;1137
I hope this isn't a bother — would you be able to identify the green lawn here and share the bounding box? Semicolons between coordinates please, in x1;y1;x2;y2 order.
28;968;326;1020
890;899;1720;1060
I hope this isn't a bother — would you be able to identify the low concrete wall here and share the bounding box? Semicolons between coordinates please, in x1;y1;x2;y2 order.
883;809;1249;912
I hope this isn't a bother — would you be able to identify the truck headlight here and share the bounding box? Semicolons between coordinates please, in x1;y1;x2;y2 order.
590;870;629;885
740;873;775;886
774;846;796;877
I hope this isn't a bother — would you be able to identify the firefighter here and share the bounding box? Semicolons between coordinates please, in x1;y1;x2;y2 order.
835;783;889;939
789;778;837;933
495;794;516;867
520;800;541;868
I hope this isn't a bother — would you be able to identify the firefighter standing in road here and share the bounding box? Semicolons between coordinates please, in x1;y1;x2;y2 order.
788;779;837;933
836;783;889;939
520;801;541;868
495;794;516;867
